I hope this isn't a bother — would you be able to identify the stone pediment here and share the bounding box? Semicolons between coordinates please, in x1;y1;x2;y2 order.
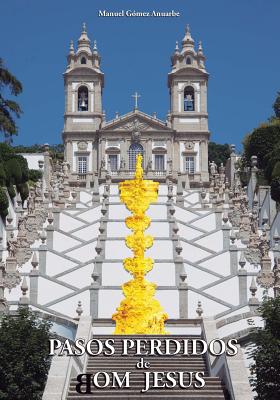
65;66;104;78
101;110;173;133
168;67;208;81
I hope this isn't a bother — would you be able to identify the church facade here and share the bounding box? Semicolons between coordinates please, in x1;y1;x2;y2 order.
63;24;210;185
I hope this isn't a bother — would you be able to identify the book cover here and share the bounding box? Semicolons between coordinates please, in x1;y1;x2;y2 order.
0;1;279;399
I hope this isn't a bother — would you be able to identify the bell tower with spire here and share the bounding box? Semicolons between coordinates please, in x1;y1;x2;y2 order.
63;23;104;175
168;25;209;181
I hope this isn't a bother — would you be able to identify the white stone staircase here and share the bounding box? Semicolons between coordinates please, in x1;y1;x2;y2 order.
6;183;267;331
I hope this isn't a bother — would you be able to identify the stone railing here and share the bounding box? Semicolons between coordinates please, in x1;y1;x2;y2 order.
42;316;92;400
202;317;253;400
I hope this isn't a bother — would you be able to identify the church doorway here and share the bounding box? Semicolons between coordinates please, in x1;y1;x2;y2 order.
128;143;144;171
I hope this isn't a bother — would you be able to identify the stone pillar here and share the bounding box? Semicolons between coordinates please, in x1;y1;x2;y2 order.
39;243;47;275
166;138;172;172
90;283;100;319
222;223;230;250
29;270;39;304
92;140;97;173
215;209;223;229
43;144;51;189
86;174;91;189
199;139;208;177
229;244;238;275
124;139;129;171
238;265;248;305
100;138;106;171
66;140;72;170
173;140;180;173
52;209;60;229
174;235;184;287
30;253;39;304
90;257;102;318
229;144;237;188
46;223;54;249
250;155;258;198
92;174;100;204
176;173;184;205
179;270;188;318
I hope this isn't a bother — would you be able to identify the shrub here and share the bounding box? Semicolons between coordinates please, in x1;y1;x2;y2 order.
7;184;16;199
4;158;22;185
273;91;280;118
0;308;52;400
243;123;280;171
272;161;280;179
0;187;9;219
208;142;231;167
0;163;6;186
271;177;280;203
28;169;42;182
249;297;280;400
17;182;29;202
15;155;29;182
0;142;15;161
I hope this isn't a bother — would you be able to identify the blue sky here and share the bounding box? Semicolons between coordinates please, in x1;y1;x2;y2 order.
0;0;279;149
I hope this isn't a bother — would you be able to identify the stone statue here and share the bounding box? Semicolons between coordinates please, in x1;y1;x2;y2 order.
27;191;35;214
101;157;106;170
17;216;26;234
250;209;259;235
131;130;141;143
146;158;152;171
259;231;270;258
7;234;16;258
167;158;173;174
35;181;42;197
120;157;126;170
209;161;217;175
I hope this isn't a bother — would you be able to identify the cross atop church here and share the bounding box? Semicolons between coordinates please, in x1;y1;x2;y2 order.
132;91;141;110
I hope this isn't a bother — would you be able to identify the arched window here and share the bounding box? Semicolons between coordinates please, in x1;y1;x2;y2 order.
128;143;144;171
186;57;192;65
78;86;88;111
81;57;87;64
184;86;195;111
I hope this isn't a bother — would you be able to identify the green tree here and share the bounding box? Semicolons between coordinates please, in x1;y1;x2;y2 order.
249;297;280;400
0;144;30;212
0;308;52;400
28;169;42;183
0;163;6;186
0;186;9;218
208;142;231;167
13;143;65;162
17;182;29;202
242;122;280;172
273;91;280;119
0;58;23;144
271;177;280;204
4;158;22;185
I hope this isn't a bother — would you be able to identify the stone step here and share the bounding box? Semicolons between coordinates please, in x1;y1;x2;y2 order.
67;396;224;399
66;335;225;399
85;368;208;374
68;378;220;388
86;361;207;367
67;390;225;399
